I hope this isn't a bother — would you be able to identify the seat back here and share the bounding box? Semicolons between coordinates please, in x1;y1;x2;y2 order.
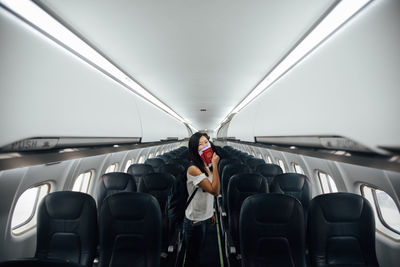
138;173;175;215
35;191;97;267
308;193;378;267
221;163;250;211
218;158;241;177
246;158;266;173
99;192;161;267
270;173;311;224
138;173;175;251
94;172;136;213
227;173;268;248
256;163;283;185
160;164;186;223
127;164;154;187
144;158;165;172
240;193;306;267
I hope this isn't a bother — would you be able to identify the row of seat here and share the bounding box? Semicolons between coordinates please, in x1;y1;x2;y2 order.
1;191;161;267
240;192;379;267
215;145;379;267
0;146;189;267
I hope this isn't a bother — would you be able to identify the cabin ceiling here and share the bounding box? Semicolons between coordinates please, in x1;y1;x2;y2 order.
36;0;335;131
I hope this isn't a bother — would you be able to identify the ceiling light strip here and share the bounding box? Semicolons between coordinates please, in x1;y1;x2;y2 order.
1;0;193;128
221;0;371;124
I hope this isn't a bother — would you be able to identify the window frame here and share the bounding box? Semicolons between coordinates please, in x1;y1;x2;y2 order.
276;159;286;173
292;163;305;174
317;170;338;194
124;159;134;173
11;183;51;235
72;170;93;193
105;162;119;174
361;185;400;236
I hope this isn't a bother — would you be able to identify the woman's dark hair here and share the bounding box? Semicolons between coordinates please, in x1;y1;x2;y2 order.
188;132;218;176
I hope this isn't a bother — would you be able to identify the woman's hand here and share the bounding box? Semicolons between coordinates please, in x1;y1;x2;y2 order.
211;153;220;167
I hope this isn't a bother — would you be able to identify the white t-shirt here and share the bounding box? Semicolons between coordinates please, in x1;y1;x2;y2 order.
185;168;214;221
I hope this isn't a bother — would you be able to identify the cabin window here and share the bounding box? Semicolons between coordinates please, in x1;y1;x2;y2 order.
124;159;133;172
293;163;305;175
317;171;338;193
138;155;145;163
72;171;93;193
277;159;286;173
11;183;50;235
266;156;273;164
362;186;400;236
105;163;118;173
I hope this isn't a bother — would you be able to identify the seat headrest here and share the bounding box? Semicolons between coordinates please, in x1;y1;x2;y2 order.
42;191;94;219
247;158;265;168
311;192;370;222
273;173;309;191
242;193;304;223
127;164;154;176
140;173;175;190
160;164;184;177
103;192;159;220
144;158;165;169
101;172;135;190
256;164;283;177
222;164;250;179
229;173;268;192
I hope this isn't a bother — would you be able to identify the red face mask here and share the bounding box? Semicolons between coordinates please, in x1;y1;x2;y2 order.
199;143;213;166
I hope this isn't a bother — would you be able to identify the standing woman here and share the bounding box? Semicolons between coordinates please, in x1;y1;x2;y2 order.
183;132;220;267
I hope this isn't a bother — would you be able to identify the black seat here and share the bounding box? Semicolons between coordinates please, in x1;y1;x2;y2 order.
157;154;170;164
98;192;161;267
308;193;379;267
160;164;186;226
36;191;97;267
145;158;165;172
138;173;175;253
127;164;154;187
221;163;250;211
270;173;311;224
94;172;137;213
240;193;306;267
227;173;268;251
246;158;266;173
218;158;242;177
256;163;283;186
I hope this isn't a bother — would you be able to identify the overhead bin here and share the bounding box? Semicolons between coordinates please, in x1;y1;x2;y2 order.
0;6;188;148
226;0;400;154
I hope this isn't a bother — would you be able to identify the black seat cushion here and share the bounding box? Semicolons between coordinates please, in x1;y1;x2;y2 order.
94;172;136;212
256;163;283;185
240;193;306;267
144;158;165;172
308;193;379;267
227;173;269;249
127;164;154;187
98;192;161;267
36;191;97;267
